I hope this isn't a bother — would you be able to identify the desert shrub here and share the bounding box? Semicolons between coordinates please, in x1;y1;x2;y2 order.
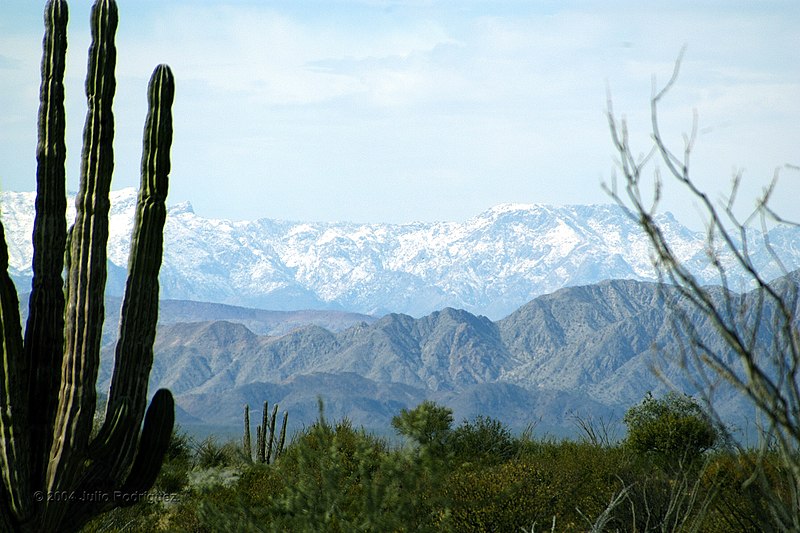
195;412;444;532
448;415;519;465
272;416;445;532
517;440;633;530
193;436;246;469
81;428;194;532
700;450;796;532
81;503;164;532
81;405;782;531
612;456;713;532
392;400;454;458
275;417;385;528
624;392;718;463
442;459;548;531
147;460;278;532
155;428;194;494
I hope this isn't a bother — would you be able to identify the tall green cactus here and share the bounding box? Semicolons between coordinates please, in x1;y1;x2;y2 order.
0;1;176;531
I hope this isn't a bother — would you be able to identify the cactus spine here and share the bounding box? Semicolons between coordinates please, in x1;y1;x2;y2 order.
0;1;176;531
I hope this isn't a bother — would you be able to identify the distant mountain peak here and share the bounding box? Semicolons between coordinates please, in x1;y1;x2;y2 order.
169;201;195;216
482;202;540;215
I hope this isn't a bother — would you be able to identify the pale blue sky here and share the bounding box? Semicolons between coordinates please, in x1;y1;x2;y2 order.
1;1;798;225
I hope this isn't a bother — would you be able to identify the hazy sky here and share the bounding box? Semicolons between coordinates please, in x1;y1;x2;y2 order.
1;1;798;225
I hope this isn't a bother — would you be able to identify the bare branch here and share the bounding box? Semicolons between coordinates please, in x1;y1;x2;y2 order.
607;51;800;529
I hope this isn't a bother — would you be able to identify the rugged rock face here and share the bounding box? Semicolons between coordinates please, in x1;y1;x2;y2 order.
5;189;798;319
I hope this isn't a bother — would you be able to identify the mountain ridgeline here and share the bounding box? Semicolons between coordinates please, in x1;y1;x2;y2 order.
90;274;798;435
4;188;800;319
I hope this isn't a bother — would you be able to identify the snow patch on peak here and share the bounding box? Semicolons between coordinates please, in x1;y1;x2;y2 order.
2;190;800;319
485;203;537;215
169;201;194;216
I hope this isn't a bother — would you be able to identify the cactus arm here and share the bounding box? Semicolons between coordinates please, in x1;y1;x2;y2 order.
48;0;118;499
278;410;288;458
118;389;175;497
63;390;173;532
93;64;174;483
0;1;69;523
26;0;69;493
267;403;278;464
258;401;269;463
0;224;30;525
243;404;252;461
256;424;264;463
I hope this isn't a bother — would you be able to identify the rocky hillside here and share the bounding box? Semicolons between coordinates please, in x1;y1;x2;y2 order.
92;275;796;435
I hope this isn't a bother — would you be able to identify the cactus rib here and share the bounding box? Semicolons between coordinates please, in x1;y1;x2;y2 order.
49;0;119;502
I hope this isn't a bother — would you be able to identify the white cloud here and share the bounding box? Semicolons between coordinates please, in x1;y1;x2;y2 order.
1;1;797;225
113;5;461;107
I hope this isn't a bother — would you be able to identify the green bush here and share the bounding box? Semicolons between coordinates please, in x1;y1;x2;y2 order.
701;450;794;532
448;415;519;465
443;459;548;531
624;392;717;462
193;436;245;469
191;412;441;532
391;400;453;454
155;428;193;494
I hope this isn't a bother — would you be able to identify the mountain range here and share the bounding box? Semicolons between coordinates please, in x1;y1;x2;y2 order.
3;189;797;438
84;274;793;438
4;188;799;319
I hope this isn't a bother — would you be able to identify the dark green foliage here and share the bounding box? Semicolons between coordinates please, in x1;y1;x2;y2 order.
272;417;391;530
167;407;449;532
83;401;800;532
194;437;244;470
0;1;175;530
391;400;453;453
449;415;519;465
700;451;790;532
443;459;550;531
81;428;193;532
195;437;229;470
624;392;718;462
156;429;193;494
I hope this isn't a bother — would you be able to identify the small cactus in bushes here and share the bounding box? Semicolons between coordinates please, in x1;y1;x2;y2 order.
0;1;176;530
243;401;289;463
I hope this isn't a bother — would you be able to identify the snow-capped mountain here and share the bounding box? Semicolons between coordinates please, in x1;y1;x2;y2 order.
3;188;798;318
